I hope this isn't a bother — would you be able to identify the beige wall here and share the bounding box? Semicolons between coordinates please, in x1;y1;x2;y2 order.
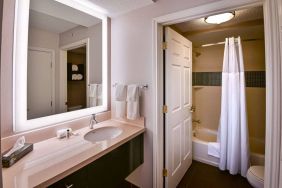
192;40;266;154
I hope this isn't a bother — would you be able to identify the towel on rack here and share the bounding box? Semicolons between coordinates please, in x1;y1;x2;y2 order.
89;84;98;107
126;84;140;120
97;84;103;106
115;84;127;118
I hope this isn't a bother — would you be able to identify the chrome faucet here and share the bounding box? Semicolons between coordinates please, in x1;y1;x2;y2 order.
89;114;98;129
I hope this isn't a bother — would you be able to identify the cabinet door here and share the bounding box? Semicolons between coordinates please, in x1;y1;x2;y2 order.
48;167;88;188
86;142;130;187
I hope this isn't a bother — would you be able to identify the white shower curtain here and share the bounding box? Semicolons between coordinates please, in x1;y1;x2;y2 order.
218;37;250;177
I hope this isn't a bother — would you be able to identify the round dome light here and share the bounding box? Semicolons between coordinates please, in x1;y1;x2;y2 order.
205;12;235;24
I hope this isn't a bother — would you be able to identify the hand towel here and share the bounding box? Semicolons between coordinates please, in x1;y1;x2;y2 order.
208;142;220;158
127;84;140;120
115;84;127;101
115;84;127;118
89;84;98;107
97;84;103;106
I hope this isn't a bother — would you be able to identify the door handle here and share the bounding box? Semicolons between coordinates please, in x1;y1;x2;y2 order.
190;106;196;113
65;184;74;188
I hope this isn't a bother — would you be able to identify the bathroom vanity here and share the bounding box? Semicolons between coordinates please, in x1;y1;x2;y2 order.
2;118;145;188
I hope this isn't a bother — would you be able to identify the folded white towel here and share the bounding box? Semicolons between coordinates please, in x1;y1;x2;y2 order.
76;74;83;80
115;84;127;101
127;85;140;120
72;64;78;71
208;142;220;158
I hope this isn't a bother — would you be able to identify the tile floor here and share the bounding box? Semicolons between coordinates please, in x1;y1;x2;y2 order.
177;161;253;188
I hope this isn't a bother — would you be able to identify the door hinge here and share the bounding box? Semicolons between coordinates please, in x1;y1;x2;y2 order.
163;168;168;177
51;101;53;106
163;105;168;113
50;61;52;68
162;42;167;50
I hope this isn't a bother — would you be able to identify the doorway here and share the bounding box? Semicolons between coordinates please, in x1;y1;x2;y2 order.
153;0;281;188
163;5;265;187
67;46;87;111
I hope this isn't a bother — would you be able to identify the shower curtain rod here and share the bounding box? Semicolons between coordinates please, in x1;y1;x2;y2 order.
201;38;263;47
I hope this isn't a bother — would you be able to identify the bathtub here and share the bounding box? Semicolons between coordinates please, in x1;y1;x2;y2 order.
192;127;265;167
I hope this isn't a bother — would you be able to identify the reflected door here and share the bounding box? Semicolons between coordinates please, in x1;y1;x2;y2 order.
27;49;54;119
165;27;193;187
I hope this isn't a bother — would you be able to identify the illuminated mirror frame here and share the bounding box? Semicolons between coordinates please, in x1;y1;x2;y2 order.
13;0;109;132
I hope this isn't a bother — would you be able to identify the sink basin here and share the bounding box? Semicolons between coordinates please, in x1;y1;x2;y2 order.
84;126;123;143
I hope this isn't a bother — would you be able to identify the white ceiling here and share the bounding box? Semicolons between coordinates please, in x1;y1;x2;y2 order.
29;10;79;34
29;0;102;34
88;0;155;17
172;6;264;46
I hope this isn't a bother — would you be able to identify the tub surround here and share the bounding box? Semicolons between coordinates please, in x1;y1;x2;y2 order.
2;117;145;188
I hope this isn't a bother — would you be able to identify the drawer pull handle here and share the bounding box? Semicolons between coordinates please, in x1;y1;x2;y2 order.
65;184;74;188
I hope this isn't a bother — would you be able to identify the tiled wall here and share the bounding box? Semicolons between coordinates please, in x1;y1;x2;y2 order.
193;71;265;87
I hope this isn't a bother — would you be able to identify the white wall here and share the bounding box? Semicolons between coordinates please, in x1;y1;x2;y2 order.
111;0;219;187
28;27;61;113
60;23;102;84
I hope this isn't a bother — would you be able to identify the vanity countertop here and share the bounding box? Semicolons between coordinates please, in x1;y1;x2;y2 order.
2;118;145;188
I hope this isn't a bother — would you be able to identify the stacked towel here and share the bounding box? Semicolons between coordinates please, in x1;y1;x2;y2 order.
126;85;140;120
72;74;83;80
72;64;78;71
115;84;127;118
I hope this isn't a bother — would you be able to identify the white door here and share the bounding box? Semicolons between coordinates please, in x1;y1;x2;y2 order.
27;49;54;119
165;27;193;187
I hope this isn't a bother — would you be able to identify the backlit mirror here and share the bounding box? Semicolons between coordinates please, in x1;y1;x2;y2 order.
13;0;108;132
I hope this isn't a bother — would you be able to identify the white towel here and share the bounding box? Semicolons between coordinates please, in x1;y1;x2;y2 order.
115;84;127;118
208;142;220;158
89;84;98;98
115;84;127;101
76;74;83;80
97;84;103;106
72;64;78;71
89;84;98;107
127;85;140;120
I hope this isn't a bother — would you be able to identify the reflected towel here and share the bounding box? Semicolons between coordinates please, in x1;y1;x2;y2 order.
208;142;220;158
72;64;78;71
89;84;98;98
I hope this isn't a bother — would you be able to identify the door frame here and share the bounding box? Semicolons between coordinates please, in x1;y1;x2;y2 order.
28;47;56;115
59;38;90;112
152;0;281;187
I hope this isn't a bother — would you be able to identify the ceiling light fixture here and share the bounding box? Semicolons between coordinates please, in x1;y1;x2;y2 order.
204;12;235;24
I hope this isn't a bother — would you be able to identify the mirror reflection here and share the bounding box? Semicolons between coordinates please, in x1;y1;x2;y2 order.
27;0;103;120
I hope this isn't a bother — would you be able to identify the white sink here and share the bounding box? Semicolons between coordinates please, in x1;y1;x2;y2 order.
84;126;123;143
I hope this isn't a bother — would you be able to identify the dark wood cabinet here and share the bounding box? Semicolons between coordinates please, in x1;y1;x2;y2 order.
48;134;143;188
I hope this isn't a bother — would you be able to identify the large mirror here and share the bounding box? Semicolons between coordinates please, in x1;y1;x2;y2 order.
13;0;108;132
